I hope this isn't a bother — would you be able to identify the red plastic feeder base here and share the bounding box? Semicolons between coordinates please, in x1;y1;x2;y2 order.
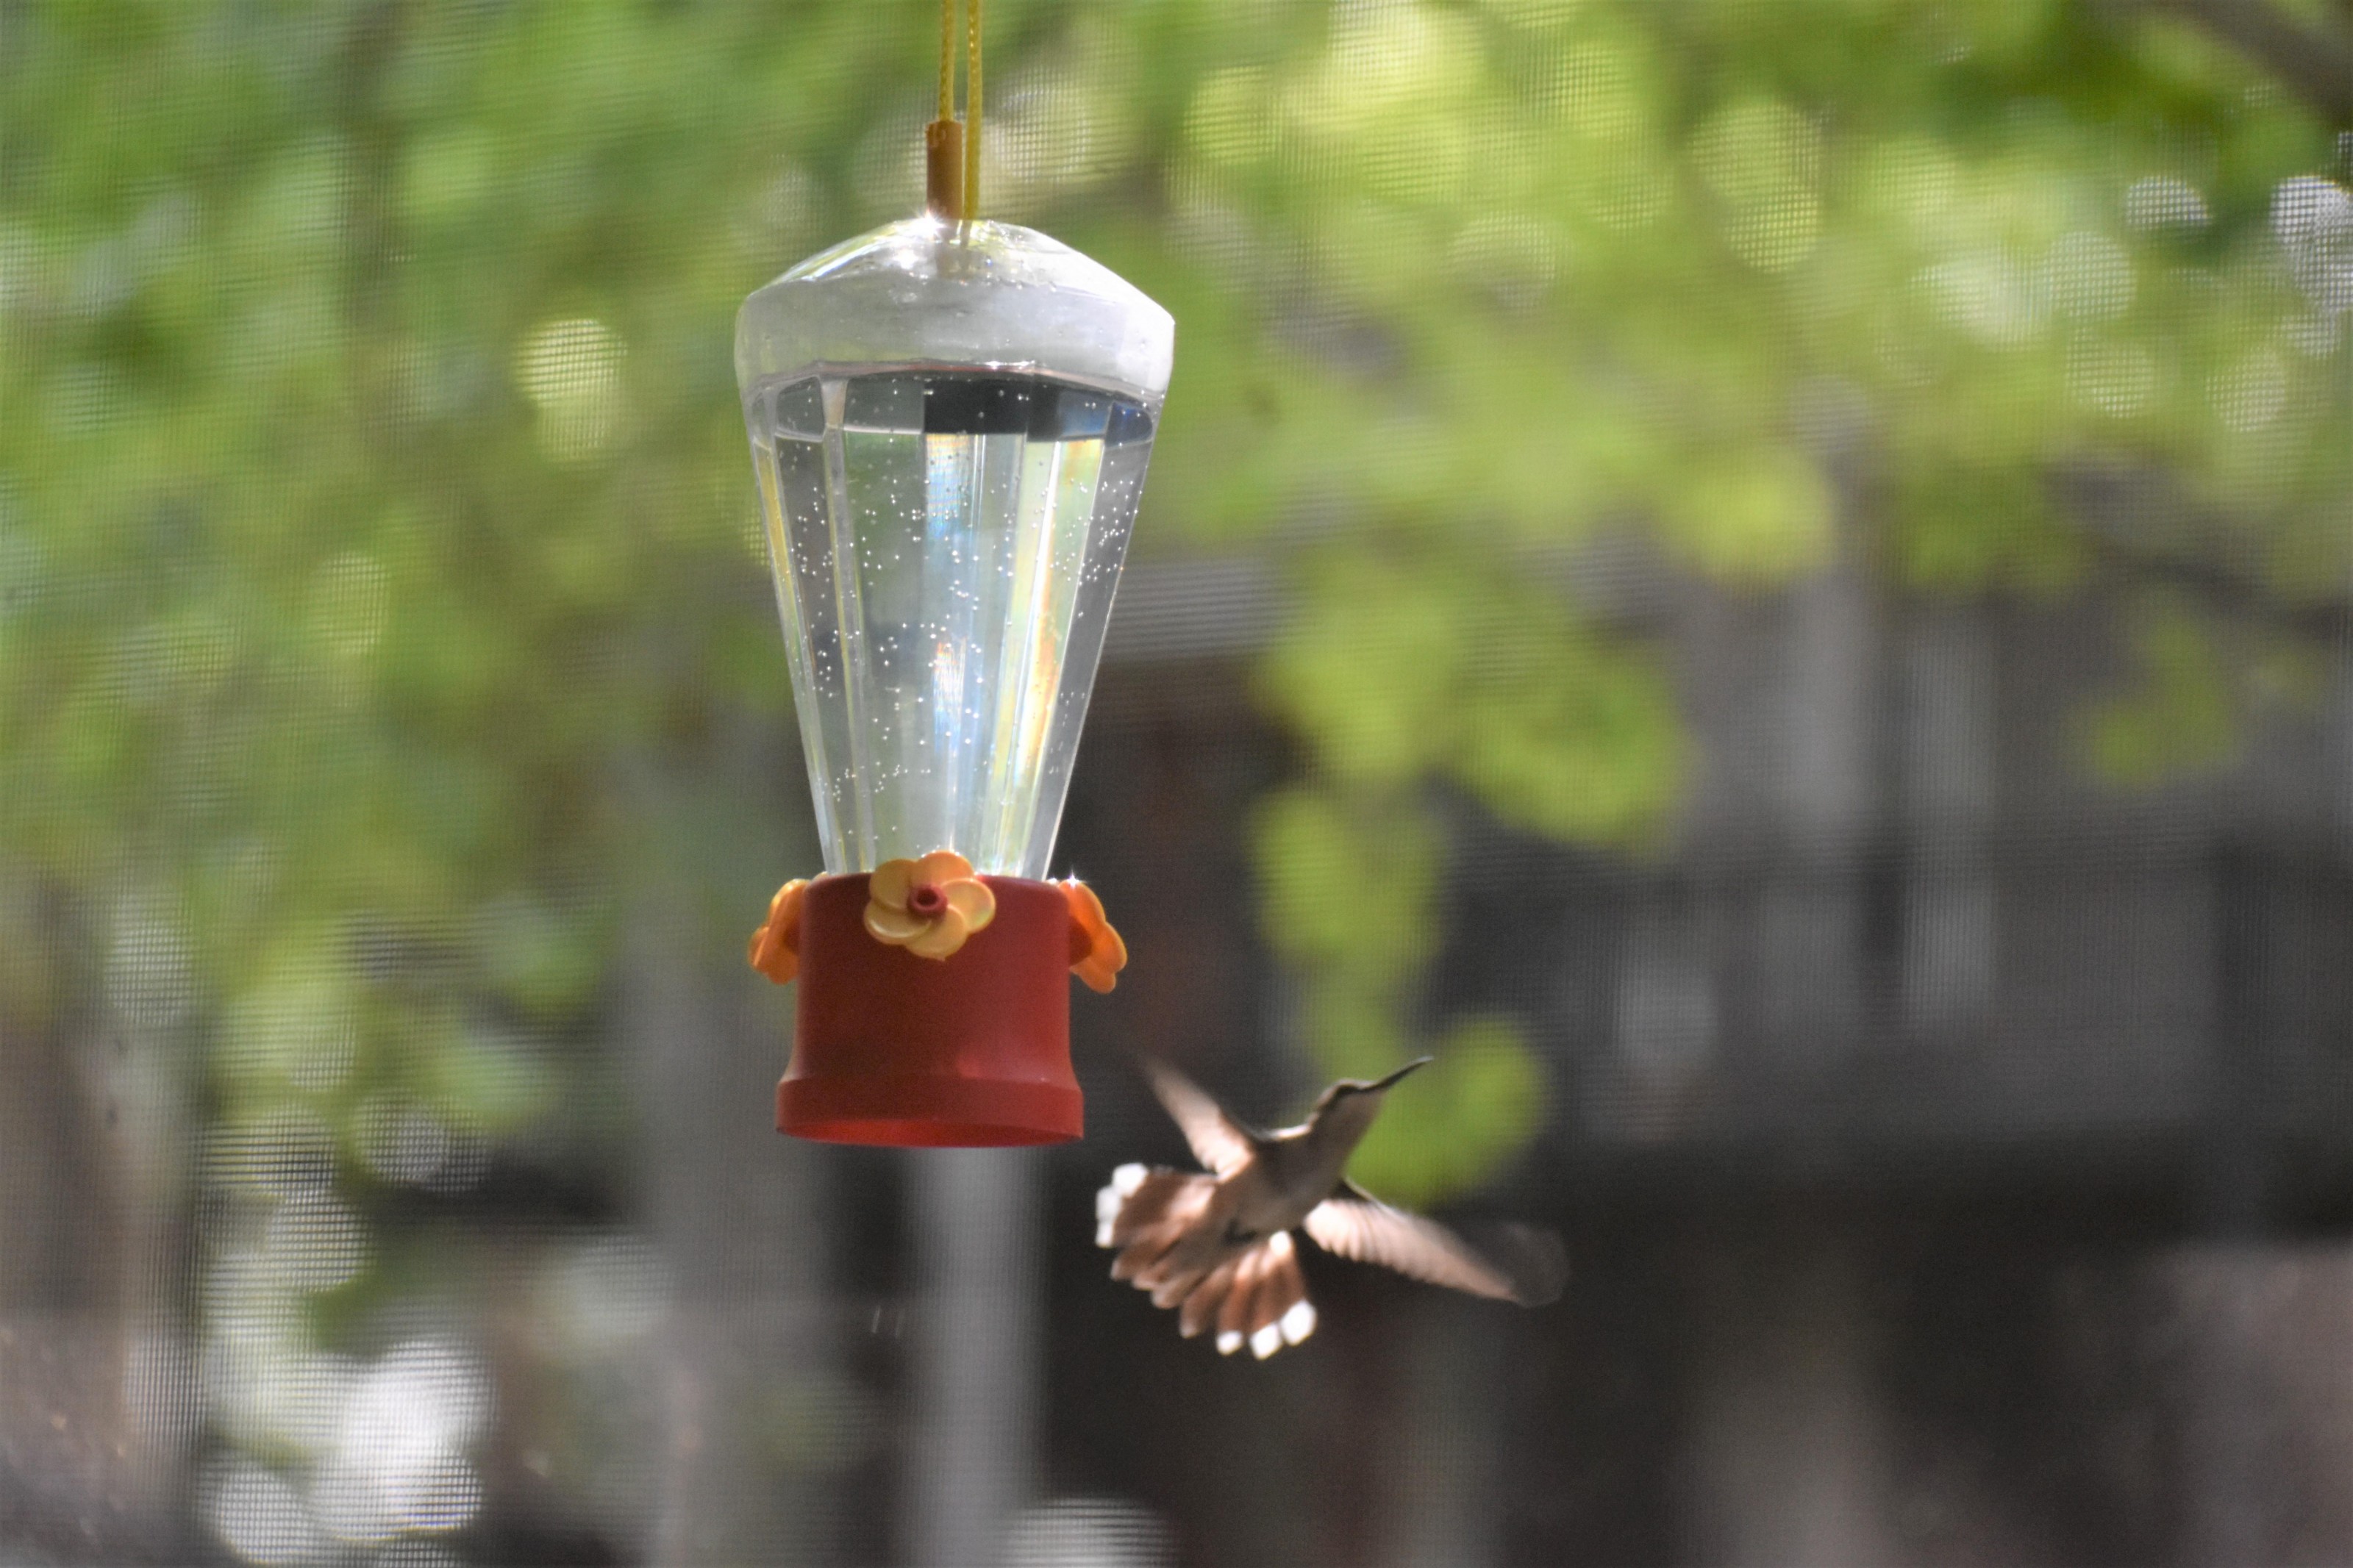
778;874;1082;1147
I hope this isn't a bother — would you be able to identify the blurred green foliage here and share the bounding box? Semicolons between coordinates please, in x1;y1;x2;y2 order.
1;0;2346;1227
1156;0;2348;1198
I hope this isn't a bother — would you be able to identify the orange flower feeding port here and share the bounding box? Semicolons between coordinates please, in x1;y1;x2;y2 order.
735;3;1166;1148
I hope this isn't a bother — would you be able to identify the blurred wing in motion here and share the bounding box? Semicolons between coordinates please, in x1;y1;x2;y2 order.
1135;1055;1254;1176
1304;1195;1565;1306
1099;1164;1230;1314
1097;1162;1213;1272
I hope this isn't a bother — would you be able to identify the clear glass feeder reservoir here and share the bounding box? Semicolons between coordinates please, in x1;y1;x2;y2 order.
738;215;1171;1148
738;217;1174;878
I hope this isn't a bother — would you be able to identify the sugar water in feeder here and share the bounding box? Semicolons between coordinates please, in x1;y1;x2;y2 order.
735;87;1173;1146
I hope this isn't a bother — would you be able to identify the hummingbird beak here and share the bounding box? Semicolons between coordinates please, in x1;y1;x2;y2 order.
1364;1056;1435;1094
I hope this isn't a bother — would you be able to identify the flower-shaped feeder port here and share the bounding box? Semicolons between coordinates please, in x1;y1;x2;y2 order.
865;851;996;959
1063;880;1127;995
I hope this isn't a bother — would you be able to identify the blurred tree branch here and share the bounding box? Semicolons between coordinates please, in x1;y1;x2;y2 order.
2057;467;2353;642
2136;0;2353;122
2093;536;2353;641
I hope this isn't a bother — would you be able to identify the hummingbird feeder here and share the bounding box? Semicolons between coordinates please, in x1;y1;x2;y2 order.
738;0;1171;1148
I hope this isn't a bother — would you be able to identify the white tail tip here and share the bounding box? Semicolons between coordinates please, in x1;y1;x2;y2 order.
1279;1299;1318;1346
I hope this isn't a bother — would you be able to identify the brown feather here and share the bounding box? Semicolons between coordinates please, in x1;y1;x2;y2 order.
1104;1170;1215;1285
1253;1237;1307;1339
1135;1057;1254;1175
1179;1257;1239;1339
1150;1262;1207;1310
1104;1169;1204;1248
1303;1198;1564;1306
1217;1245;1265;1341
1110;1233;1174;1283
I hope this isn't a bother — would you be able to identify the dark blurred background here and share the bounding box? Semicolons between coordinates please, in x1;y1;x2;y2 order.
3;1;2352;1564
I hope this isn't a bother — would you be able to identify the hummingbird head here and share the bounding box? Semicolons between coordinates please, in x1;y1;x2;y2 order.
1309;1056;1433;1119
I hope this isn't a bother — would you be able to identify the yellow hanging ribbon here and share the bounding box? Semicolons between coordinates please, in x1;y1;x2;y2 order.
925;0;965;220
924;0;982;222
963;0;983;222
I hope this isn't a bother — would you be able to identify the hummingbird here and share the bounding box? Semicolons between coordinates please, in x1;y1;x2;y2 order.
1096;1055;1565;1358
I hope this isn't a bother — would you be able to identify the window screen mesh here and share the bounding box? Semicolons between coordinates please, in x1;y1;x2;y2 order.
2;1;2350;1564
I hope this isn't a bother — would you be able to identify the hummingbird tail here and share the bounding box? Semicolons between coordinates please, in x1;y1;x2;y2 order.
1095;1168;1318;1357
1168;1234;1315;1358
1208;1231;1316;1359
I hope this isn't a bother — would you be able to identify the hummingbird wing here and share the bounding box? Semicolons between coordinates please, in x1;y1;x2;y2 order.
1099;1166;1240;1317
1097;1163;1214;1271
1304;1195;1565;1306
1135;1055;1254;1177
